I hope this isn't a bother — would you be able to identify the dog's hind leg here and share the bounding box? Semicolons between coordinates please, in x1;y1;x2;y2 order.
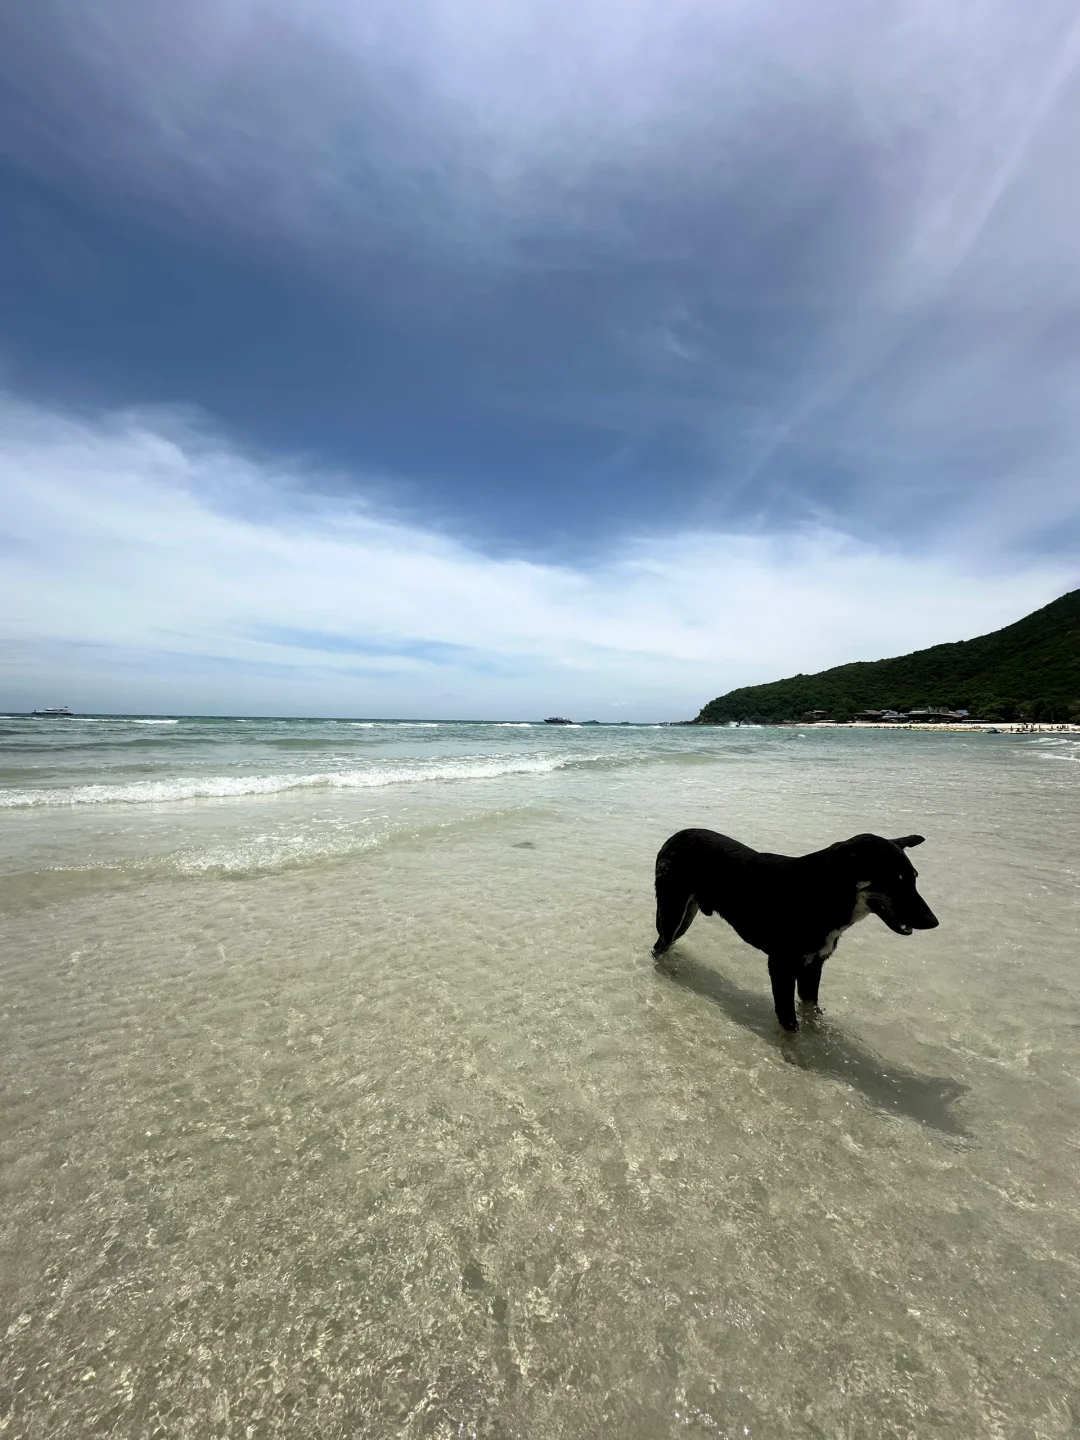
653;882;698;958
797;958;825;1012
768;956;799;1032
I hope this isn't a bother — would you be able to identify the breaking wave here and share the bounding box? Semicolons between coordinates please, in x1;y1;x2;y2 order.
0;754;583;808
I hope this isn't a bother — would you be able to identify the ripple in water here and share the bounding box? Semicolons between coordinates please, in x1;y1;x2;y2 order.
0;723;1077;1437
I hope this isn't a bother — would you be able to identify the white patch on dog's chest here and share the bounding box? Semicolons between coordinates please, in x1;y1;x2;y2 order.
806;881;872;964
814;929;843;962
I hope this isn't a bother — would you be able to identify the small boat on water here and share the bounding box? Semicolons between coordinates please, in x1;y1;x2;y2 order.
543;716;573;725
30;705;74;717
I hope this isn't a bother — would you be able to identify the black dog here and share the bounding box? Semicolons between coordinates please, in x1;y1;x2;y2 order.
652;829;938;1031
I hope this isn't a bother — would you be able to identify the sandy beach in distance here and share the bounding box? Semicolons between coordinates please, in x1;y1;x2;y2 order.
797;721;1080;734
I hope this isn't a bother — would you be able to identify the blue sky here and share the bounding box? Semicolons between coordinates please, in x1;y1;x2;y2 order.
1;0;1079;718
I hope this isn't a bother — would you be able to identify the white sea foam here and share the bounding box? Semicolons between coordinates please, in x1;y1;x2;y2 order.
343;721;439;728
49;715;181;726
169;830;382;874
0;754;575;807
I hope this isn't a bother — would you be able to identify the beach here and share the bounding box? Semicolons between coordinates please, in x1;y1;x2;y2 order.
813;722;1080;734
1;717;1078;1437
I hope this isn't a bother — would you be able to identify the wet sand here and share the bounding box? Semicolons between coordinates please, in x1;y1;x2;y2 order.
1;724;1078;1437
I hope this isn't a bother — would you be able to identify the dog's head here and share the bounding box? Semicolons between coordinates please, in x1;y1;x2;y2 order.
847;833;939;935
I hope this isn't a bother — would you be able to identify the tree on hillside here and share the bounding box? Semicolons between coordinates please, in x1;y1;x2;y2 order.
693;589;1080;725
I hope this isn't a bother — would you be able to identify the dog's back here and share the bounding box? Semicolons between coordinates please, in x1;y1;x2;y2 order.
655;827;756;891
655;828;810;949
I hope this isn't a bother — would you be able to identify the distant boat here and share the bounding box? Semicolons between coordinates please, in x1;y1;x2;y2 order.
31;705;74;717
543;716;573;725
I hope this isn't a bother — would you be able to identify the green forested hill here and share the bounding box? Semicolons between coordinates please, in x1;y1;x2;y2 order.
695;588;1080;723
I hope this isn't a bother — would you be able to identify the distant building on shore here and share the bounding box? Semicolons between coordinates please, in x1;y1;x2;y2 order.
855;707;972;723
905;707;971;722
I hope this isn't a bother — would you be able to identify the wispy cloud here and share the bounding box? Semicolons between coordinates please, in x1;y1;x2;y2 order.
1;396;1073;717
2;2;1080;567
8;0;1078;276
5;2;782;256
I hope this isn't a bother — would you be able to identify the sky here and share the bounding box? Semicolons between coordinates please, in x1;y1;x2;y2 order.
1;0;1079;719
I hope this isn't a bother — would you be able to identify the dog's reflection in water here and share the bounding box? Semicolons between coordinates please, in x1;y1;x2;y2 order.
657;950;970;1137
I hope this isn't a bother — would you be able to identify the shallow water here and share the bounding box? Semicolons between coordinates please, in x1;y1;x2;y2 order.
1;719;1078;1437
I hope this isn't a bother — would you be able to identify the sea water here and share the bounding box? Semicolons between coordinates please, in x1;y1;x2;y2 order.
1;716;1078;1437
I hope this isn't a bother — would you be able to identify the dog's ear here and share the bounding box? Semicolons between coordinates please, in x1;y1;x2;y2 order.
890;834;925;850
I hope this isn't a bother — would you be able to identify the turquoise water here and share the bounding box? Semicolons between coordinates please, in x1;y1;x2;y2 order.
0;715;667;805
0;715;729;891
1;718;1078;1436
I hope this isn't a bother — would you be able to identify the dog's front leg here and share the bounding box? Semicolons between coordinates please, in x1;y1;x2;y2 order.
797;958;825;1013
767;956;799;1032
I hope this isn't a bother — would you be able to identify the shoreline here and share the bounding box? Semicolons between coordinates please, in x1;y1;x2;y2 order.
795;721;1080;734
691;720;1080;733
